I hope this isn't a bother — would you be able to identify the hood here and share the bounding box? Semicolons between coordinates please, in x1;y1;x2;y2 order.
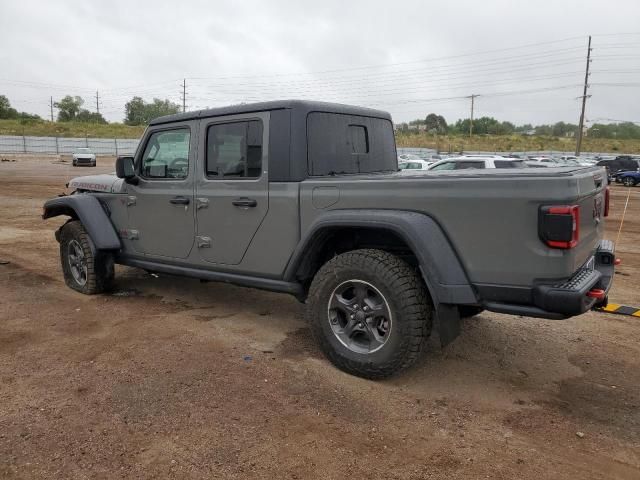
68;173;125;193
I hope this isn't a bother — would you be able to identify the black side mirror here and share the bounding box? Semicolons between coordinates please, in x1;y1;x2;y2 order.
115;156;137;184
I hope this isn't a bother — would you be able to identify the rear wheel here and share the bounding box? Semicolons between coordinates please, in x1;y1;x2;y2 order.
305;249;432;379
59;220;114;294
623;177;636;187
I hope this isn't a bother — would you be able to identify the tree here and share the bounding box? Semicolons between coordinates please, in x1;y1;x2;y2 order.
124;96;181;125
0;95;40;120
534;124;553;136
0;95;19;119
424;113;447;134
54;95;84;121
76;110;107;123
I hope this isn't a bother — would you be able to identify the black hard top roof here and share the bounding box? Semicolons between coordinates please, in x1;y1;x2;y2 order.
148;99;392;125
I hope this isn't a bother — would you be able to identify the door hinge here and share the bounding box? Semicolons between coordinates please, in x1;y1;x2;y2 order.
195;198;209;210
126;195;137;206
196;235;212;248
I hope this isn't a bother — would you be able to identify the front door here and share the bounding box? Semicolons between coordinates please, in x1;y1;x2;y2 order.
195;113;269;265
127;123;196;259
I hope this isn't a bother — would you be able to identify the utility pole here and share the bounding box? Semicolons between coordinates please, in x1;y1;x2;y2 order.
181;79;186;113
49;96;54;122
95;90;100;114
575;35;592;156
467;94;479;137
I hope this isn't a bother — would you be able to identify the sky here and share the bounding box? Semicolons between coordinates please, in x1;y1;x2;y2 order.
0;0;639;126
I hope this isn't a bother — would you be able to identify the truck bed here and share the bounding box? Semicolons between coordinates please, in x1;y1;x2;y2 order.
300;166;607;290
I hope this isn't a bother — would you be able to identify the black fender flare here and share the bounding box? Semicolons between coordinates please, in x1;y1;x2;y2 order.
283;209;477;306
42;195;121;251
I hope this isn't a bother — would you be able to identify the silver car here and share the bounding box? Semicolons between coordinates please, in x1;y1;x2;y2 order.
72;148;96;167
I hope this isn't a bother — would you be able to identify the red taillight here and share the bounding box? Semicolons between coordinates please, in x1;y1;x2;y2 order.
604;186;610;217
587;289;606;300
539;205;580;249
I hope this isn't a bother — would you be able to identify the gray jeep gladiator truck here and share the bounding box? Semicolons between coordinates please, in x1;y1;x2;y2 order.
43;100;616;378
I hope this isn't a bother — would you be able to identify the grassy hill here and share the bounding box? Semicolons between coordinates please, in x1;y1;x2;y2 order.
396;132;640;154
0;119;145;139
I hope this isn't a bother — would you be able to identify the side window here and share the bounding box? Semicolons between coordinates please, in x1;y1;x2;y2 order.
349;125;369;154
430;162;455;171
140;129;190;179
455;161;485;170
307;113;396;175
206;120;263;179
494;160;527;168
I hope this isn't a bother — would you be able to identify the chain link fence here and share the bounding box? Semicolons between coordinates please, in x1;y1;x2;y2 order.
0;135;139;156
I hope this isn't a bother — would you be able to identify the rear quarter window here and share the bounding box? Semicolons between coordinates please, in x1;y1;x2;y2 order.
454;161;485;170
494;160;528;168
307;113;396;175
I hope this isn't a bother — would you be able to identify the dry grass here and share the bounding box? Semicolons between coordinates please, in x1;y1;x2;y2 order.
0;119;145;139
396;132;640;154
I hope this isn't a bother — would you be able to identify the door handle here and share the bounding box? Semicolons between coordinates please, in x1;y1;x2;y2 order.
232;197;257;208
170;196;190;205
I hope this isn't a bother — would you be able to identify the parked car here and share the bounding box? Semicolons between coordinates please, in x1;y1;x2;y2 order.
525;156;564;167
399;159;432;171
416;153;443;162
43;100;615;379
617;170;640;186
427;156;529;170
597;156;640;181
398;153;423;162
72;148;96;167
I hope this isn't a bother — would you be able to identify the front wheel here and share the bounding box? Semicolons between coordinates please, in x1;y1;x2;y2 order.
59;220;114;294
623;177;636;187
305;249;432;379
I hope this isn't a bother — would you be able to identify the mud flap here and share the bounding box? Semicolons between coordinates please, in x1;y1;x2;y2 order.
435;304;461;347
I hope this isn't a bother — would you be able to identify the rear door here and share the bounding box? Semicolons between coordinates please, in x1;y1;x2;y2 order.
126;123;196;259
195;112;269;265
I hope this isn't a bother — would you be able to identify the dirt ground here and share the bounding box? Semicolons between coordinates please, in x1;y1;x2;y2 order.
1;156;639;479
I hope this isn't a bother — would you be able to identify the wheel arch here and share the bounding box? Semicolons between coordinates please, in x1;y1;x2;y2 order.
43;195;121;251
284;210;478;306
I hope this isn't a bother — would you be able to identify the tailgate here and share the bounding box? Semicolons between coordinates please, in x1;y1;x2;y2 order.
570;167;608;270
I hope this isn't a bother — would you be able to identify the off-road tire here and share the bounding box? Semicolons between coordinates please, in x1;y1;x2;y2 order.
459;306;484;318
59;220;114;294
305;249;432;379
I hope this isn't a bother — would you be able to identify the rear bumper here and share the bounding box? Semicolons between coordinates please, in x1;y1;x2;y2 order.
483;240;615;319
